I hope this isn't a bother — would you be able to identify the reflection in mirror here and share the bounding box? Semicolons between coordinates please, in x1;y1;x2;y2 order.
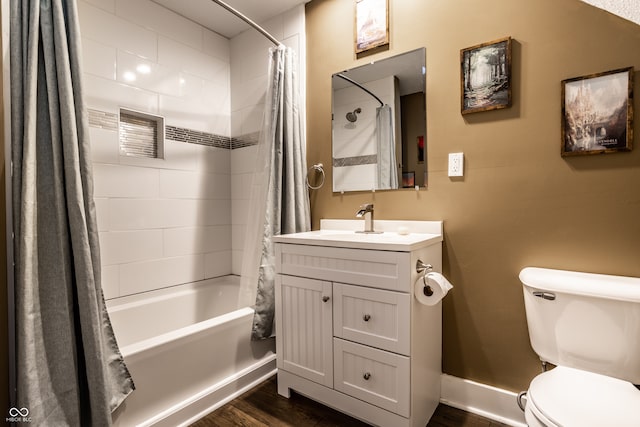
332;48;426;193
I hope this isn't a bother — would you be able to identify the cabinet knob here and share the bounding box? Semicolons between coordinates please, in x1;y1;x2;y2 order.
363;314;371;322
322;296;330;302
363;372;371;380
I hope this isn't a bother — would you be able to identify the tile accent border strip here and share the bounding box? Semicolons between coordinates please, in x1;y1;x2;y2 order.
86;108;260;150
333;154;377;167
88;109;118;131
231;132;260;149
164;127;260;150
165;125;231;149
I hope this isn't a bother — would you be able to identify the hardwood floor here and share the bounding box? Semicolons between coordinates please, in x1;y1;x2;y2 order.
190;376;511;427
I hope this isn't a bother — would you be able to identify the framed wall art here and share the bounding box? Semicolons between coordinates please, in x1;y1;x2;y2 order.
461;37;512;114
561;67;634;156
355;0;389;54
402;171;415;188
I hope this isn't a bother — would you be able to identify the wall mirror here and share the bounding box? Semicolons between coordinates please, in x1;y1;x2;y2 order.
332;48;426;193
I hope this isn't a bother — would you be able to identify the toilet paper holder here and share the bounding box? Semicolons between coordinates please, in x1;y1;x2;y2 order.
416;260;434;296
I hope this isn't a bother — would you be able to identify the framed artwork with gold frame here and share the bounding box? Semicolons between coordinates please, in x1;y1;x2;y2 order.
355;0;389;54
561;67;634;156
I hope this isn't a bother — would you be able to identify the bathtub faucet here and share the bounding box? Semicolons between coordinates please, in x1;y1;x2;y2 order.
355;203;377;233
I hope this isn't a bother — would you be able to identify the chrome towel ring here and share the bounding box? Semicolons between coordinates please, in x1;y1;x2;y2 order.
306;163;325;190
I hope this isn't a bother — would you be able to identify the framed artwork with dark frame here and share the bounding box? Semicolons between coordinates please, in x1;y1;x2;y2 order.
354;0;389;54
402;171;415;188
460;37;512;114
561;67;634;156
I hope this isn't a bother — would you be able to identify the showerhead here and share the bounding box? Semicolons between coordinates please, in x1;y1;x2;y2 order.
346;108;362;123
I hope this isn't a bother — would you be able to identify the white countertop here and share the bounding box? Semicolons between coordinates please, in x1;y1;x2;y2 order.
273;220;443;252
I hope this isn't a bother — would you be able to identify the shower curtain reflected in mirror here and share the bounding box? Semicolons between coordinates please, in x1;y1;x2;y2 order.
376;104;398;190
239;45;311;340
10;1;134;425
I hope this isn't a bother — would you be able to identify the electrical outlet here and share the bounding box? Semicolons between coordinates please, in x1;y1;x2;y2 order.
448;152;464;177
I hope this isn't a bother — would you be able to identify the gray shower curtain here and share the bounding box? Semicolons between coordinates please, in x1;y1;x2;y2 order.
376;104;398;190
251;45;311;340
10;1;134;425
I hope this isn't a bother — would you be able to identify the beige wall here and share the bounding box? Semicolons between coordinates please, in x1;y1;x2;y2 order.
306;0;640;392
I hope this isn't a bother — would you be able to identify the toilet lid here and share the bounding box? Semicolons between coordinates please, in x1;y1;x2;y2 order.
528;366;640;427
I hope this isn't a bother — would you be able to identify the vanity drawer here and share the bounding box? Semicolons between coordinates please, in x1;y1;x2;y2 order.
333;283;410;355
334;338;410;417
276;243;411;292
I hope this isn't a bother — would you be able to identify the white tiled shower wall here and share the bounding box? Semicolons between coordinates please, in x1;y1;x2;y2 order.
79;0;305;299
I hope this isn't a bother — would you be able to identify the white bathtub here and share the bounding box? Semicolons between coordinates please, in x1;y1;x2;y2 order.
107;275;276;427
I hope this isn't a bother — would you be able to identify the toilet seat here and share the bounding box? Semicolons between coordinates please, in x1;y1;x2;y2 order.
526;366;640;427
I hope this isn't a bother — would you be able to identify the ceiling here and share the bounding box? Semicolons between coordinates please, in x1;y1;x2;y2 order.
580;0;640;26
151;1;637;41
333;48;425;96
151;0;310;39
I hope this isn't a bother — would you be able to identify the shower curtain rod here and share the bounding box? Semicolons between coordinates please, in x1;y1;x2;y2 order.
335;73;384;107
210;0;283;46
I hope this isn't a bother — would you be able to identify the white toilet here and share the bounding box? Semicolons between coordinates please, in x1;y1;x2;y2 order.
519;267;640;427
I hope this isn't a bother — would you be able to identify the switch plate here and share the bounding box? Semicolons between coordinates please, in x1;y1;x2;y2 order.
448;152;464;177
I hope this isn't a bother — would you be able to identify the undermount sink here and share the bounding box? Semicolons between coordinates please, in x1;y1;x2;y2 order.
273;219;443;251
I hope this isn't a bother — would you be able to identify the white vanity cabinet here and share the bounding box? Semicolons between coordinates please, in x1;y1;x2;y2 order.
274;220;443;427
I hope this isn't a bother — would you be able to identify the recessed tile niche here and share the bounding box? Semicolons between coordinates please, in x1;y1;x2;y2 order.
119;108;165;159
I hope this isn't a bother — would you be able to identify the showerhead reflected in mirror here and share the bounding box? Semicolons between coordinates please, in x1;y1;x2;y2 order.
332;48;426;193
346;108;362;123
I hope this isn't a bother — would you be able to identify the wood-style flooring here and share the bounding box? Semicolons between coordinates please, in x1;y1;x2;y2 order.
190;375;511;427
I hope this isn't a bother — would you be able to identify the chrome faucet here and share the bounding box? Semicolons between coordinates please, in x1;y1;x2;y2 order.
355;203;380;233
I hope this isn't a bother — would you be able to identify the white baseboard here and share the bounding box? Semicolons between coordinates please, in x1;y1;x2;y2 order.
141;355;277;427
440;374;527;427
135;363;526;427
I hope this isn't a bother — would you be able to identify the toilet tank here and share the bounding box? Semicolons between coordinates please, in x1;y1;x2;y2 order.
520;267;640;384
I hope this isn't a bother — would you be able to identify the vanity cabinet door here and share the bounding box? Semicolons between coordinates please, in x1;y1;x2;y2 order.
275;274;333;387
